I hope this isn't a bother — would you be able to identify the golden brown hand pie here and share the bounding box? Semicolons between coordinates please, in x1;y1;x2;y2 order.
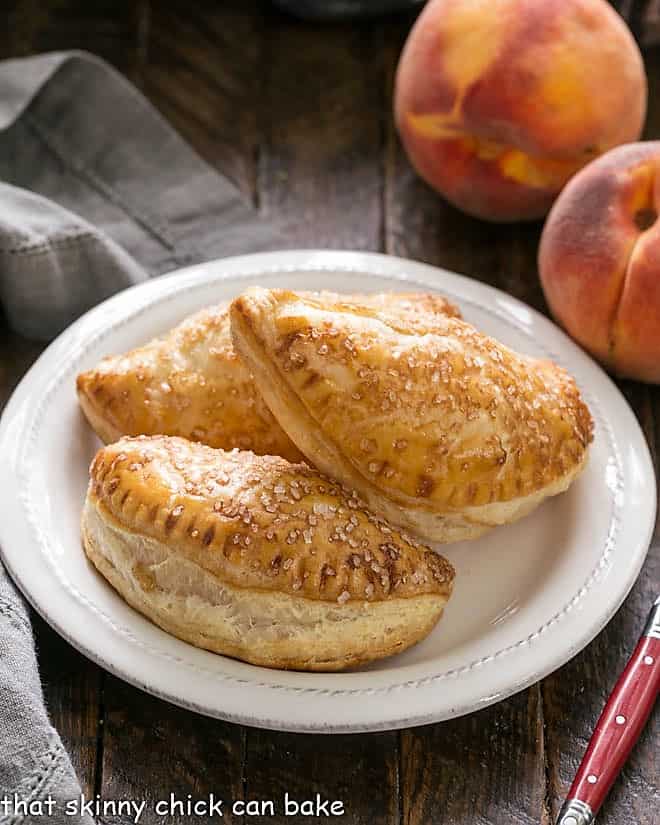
76;292;460;461
230;288;594;543
82;435;454;671
76;302;302;461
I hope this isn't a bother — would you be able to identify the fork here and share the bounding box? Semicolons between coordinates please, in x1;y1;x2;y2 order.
556;595;660;824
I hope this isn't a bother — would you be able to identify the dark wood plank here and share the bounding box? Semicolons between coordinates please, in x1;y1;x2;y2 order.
101;676;245;824
245;730;399;825
2;0;145;79
2;2;36;57
402;688;547;825
33;616;102;798
383;17;549;825
0;319;42;410
641;44;660;140
257;10;387;249
141;0;265;198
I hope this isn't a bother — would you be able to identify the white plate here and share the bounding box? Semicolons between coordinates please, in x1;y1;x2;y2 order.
0;250;655;733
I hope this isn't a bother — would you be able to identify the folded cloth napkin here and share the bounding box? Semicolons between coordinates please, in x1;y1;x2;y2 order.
0;575;93;825
0;50;281;341
0;50;281;824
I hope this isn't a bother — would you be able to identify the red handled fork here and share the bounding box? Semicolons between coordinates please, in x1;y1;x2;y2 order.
556;595;659;824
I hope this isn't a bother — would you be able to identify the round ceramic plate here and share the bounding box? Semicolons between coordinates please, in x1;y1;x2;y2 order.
0;250;655;733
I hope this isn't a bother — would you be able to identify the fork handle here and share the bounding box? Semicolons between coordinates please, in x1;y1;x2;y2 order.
556;601;660;825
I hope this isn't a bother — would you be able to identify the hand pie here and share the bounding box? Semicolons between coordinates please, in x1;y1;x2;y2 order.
82;435;454;671
230;288;594;543
76;292;460;462
76;302;303;461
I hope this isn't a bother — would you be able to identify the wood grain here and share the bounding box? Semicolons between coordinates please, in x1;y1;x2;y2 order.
257;10;386;249
141;0;264;198
2;0;145;77
245;730;399;825
0;316;42;409
402;688;547;825
33;616;101;798
100;676;245;825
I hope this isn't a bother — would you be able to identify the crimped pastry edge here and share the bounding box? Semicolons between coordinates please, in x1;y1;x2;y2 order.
82;495;448;672
77;385;124;445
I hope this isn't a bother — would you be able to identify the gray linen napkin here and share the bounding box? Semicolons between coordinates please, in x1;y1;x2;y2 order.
0;576;91;825
0;50;281;341
0;50;281;824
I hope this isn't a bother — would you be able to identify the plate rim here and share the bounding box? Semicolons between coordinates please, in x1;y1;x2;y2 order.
0;249;655;732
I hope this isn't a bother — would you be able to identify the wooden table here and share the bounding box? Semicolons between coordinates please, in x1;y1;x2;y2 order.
2;2;658;823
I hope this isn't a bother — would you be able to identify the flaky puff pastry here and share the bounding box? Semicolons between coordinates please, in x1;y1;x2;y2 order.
82;435;454;671
230;288;594;543
76;293;461;461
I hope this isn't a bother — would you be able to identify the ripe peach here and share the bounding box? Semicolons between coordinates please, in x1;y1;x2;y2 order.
539;142;660;383
394;0;647;222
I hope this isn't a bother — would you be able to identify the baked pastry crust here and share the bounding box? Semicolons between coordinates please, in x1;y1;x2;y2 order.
230;288;594;543
82;435;454;671
76;292;460;461
76;302;303;461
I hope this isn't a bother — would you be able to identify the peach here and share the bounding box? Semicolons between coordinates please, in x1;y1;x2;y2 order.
394;0;647;222
539;142;660;383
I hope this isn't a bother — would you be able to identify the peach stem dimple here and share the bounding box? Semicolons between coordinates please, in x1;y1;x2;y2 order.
607;165;657;359
633;207;657;232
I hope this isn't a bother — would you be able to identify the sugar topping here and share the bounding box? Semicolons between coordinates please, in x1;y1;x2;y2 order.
243;288;594;510
90;435;454;604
